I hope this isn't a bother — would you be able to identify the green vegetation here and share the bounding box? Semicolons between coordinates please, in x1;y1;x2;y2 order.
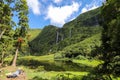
2;54;118;80
54;33;101;59
0;0;29;67
28;29;41;41
29;25;58;55
99;0;120;77
72;59;103;68
0;0;120;80
2;54;101;80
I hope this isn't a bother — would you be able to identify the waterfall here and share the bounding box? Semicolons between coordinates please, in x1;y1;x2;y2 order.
95;16;99;25
69;28;72;38
56;31;59;44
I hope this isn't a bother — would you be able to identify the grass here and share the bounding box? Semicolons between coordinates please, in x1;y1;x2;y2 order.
72;59;103;67
22;66;89;80
28;29;41;41
21;54;54;61
4;54;54;63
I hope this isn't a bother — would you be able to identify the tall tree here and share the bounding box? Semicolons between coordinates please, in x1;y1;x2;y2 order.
0;0;13;66
12;0;29;66
0;0;12;40
101;0;120;77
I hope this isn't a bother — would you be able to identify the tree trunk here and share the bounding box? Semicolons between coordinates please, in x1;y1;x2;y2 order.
12;47;19;67
0;51;4;66
1;51;5;65
0;29;6;40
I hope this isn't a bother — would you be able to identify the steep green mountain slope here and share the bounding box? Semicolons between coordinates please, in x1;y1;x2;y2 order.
54;33;101;59
29;8;102;55
29;25;58;55
28;29;41;41
53;26;101;52
61;7;101;38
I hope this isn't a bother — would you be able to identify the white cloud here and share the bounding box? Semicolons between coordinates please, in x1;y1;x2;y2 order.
81;5;98;13
54;0;63;3
46;2;81;27
81;0;99;13
27;0;41;15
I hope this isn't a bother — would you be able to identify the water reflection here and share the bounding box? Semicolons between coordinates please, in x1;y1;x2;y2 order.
18;59;93;72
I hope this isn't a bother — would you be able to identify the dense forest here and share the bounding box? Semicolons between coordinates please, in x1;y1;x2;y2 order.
0;0;120;80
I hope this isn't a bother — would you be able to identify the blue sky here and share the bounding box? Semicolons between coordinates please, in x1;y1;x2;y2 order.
26;0;104;29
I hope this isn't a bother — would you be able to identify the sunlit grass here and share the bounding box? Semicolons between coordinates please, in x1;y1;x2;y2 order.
28;29;41;41
21;54;54;61
22;66;89;80
72;59;103;67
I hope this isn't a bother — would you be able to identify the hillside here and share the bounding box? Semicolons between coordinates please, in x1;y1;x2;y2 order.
54;33;101;59
29;8;102;55
28;29;41;41
29;25;58;55
63;7;101;28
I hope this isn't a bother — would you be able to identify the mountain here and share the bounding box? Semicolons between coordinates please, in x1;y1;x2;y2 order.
28;29;41;42
54;33;101;59
29;25;58;55
29;7;103;55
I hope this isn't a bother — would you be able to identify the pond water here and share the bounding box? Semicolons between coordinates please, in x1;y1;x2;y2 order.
39;60;93;72
18;59;93;72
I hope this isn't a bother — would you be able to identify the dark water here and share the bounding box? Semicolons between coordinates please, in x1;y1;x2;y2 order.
43;60;93;72
18;59;93;72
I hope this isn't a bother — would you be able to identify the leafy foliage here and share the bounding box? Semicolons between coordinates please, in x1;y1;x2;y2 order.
0;0;29;66
29;25;58;55
0;0;14;65
54;34;101;59
100;0;120;77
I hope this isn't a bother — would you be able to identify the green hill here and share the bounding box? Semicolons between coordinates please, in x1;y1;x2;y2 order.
54;33;101;59
29;8;102;55
28;29;41;41
29;25;58;55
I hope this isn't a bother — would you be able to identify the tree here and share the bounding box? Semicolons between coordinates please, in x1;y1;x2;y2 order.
11;0;29;66
0;0;14;66
0;0;12;40
101;0;120;77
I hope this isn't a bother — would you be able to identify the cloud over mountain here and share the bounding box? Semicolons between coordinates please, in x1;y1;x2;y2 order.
81;0;101;13
46;2;81;27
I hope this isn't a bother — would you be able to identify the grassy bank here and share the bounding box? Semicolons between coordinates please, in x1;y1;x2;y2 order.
72;59;103;67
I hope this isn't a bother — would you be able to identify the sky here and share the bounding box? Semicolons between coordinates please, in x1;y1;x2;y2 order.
26;0;104;29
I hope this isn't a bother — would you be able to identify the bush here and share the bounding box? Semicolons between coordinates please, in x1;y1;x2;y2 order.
36;66;45;71
56;34;101;59
75;55;88;60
